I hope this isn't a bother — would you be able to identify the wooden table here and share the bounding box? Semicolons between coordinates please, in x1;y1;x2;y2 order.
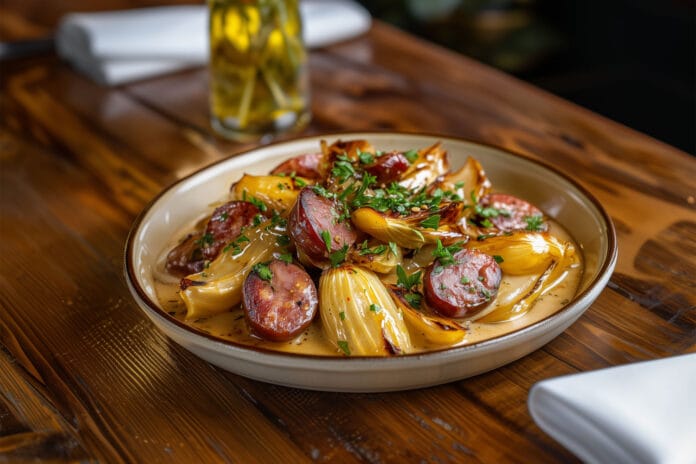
2;6;695;463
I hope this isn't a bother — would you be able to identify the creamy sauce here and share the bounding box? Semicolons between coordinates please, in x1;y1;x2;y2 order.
154;219;582;356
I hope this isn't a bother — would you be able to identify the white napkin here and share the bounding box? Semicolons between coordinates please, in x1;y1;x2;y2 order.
56;1;370;85
528;354;696;464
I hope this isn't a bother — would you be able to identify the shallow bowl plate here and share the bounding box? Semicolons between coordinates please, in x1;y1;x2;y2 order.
125;132;616;392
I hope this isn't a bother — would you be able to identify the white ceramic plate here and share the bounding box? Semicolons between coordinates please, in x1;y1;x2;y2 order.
125;132;617;392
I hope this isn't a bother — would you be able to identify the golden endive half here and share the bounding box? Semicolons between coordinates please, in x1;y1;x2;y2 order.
319;266;413;356
467;232;575;275
351;207;465;250
230;174;311;213
388;286;467;346
181;219;285;320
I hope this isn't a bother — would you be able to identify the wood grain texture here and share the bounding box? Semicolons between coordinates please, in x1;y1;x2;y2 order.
1;4;695;463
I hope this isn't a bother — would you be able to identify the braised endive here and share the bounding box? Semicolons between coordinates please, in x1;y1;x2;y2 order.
319;266;413;356
180;218;286;320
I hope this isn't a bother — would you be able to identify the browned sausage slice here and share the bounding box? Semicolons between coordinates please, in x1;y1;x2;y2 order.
270;153;322;179
424;249;501;318
364;151;410;184
477;193;547;233
288;187;357;262
165;233;206;276
201;201;262;261
242;260;318;341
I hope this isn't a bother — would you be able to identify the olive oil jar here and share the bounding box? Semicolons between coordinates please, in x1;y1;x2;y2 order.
208;0;310;141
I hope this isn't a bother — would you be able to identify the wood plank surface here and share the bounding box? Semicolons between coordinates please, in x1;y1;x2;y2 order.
1;4;694;463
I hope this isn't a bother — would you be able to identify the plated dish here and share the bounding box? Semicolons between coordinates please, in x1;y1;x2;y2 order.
125;133;616;391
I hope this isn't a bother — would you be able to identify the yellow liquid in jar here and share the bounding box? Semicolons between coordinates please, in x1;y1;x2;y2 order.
208;0;310;140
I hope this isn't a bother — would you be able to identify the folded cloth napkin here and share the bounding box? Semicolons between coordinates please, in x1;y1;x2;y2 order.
56;1;370;85
528;353;696;464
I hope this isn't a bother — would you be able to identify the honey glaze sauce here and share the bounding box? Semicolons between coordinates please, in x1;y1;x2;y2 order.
155;219;583;356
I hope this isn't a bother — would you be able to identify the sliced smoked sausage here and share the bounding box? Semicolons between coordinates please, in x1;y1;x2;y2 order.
271;152;322;180
201;201;262;261
165;233;206;276
242;260;318;341
288;187;357;262
364;152;410;184
477;193;547;233
424;249;502;318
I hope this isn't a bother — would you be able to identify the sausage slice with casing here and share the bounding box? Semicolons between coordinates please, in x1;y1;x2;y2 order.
242;259;318;341
288;187;357;263
424;249;502;318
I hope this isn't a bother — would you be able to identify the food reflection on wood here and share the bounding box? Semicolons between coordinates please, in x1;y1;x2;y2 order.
158;140;582;356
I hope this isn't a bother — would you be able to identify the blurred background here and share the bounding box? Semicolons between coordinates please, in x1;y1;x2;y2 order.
356;0;695;153
2;0;693;152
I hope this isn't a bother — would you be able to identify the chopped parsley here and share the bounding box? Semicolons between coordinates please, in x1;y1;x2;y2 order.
276;235;291;246
321;230;332;252
195;232;214;247
243;190;268;212
454;181;465;189
290;172;307;187
331;154;356;183
369;303;381;313
312;185;335;199
493;255;504;264
403;149;419;163
358;243;387;256
329;245;349;267
396;265;421;290
460;276;470;284
222;234;250;255
278;253;293;264
252;214;264;227
339;311;346;320
432;239;465;266
337;340;350;356
420;214;441;230
404;292;422;308
358;151;374;164
525;214;545;231
252;262;273;281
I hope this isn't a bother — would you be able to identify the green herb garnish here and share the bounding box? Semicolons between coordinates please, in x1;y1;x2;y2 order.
432;239;465;266
337;340;350;356
420;214;441;230
329;245;349;267
252;262;273;281
321;230;332;252
524;215;545;231
404;149;419;163
396;265;421;290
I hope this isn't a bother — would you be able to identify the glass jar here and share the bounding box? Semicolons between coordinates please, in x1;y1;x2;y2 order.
208;0;310;141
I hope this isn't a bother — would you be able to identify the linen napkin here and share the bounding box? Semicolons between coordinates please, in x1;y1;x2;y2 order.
56;1;371;85
528;353;696;464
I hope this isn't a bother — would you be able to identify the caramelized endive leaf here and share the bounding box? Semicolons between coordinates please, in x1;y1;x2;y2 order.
467;232;574;275
437;156;491;208
350;239;403;274
351;206;466;249
180;219;286;320
399;142;449;191
477;237;578;323
388;286;467;346
319;265;413;356
230;174;312;213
